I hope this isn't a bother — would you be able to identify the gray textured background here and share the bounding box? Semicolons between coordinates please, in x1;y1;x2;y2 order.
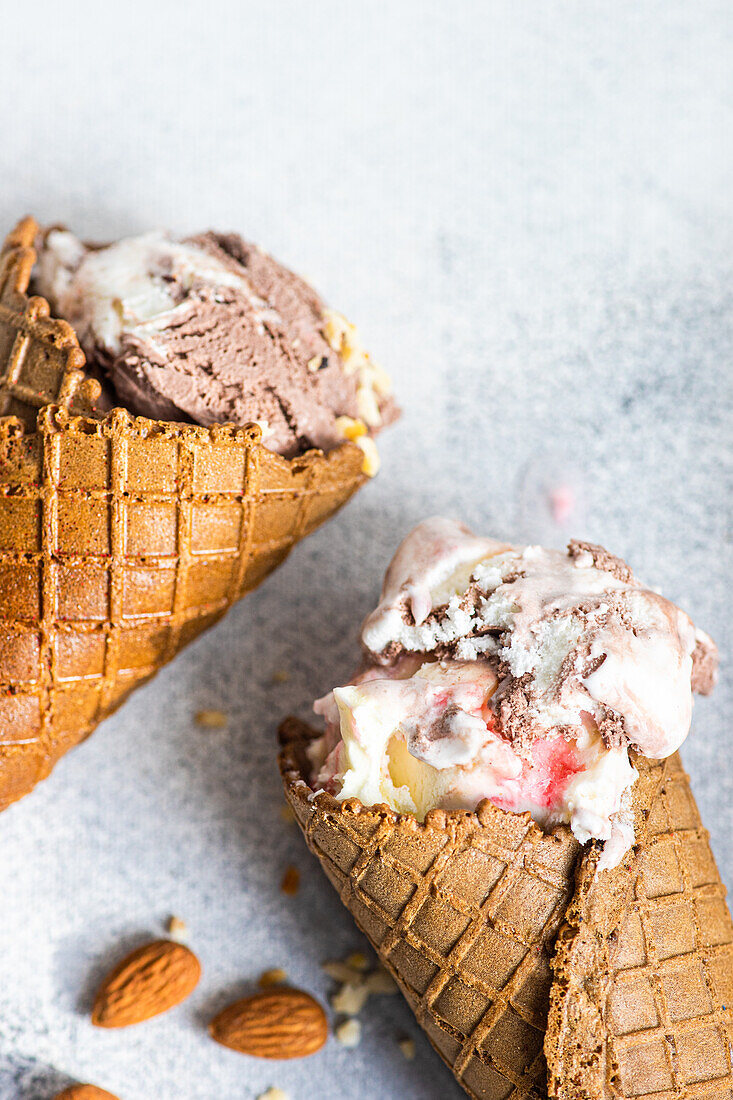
1;2;731;1098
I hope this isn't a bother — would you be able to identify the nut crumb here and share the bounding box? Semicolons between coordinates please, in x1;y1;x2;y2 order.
331;981;369;1016
280;865;300;896
279;804;296;824
257;1090;290;1100
356;435;380;477
356;382;380;426
258;967;288;989
398;1037;416;1061
271;669;290;683
324;951;396;1023
334;415;367;441
166;915;189;943
195;709;228;729
322;960;360;984
335;1018;362;1048
364;967;398;995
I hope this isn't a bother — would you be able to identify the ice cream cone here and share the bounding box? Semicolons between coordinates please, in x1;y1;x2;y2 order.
279;718;733;1099
546;752;733;1100
0;219;366;810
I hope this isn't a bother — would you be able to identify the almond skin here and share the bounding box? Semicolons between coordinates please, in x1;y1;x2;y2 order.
210;987;328;1058
54;1087;120;1100
91;939;201;1028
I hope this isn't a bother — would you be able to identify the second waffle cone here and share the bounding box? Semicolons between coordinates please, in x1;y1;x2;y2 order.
279;718;733;1099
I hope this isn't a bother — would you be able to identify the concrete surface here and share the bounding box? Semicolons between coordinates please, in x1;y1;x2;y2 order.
0;2;730;1097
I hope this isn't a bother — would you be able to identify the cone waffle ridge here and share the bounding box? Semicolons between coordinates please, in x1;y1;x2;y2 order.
280;716;582;1099
281;720;733;1099
547;755;733;1099
0;217;100;424
0;219;366;809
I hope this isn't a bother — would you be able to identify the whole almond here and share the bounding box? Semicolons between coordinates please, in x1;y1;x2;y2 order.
54;1087;120;1100
91;939;201;1028
210;987;328;1058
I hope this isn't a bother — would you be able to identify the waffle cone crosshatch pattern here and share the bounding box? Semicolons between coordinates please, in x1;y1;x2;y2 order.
0;219;366;810
547;754;733;1100
279;716;583;1100
0;217;101;425
280;720;733;1099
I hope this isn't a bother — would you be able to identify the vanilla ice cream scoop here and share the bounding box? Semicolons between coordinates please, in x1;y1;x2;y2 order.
309;519;717;870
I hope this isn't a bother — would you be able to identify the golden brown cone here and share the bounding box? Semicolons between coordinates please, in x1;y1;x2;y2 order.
279;718;733;1099
0;219;366;810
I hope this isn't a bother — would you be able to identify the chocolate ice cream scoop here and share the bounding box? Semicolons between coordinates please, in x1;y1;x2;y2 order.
33;228;394;466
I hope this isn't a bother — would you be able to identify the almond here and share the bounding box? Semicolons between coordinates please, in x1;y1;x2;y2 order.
91;939;201;1028
54;1087;120;1100
210;987;328;1058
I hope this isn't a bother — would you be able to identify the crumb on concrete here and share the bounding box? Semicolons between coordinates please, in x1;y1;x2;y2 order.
325;952;398;1018
331;981;369;1016
258;967;288;989
335;1018;362;1048
398;1037;416;1061
280;865;300;896
194;709;228;729
166;915;189;942
279;803;296;824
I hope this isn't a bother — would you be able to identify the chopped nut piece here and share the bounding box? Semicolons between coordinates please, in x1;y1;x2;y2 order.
195;709;228;730
356;383;381;428
335;1017;362;1048
279;803;296;825
166;915;189;943
334;415;367;441
322;309;353;355
307;355;324;372
333;414;380;477
271;668;290;683
322;308;392;437
258;967;288;989
345;951;369;972
322;960;361;983
364;967;398;995
257;1089;290;1100
280;865;300;896
331;981;369;1016
355;435;380;477
398;1037;416;1061
371;360;393;398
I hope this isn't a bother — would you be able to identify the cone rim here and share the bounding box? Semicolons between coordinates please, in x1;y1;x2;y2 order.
278;714;579;847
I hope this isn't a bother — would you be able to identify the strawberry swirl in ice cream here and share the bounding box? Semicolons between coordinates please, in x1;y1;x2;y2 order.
308;518;717;870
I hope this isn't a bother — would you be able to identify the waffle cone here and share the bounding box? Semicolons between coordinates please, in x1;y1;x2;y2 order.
0;219;366;810
279;719;733;1099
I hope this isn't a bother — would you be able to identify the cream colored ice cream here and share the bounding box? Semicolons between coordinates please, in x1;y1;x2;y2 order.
309;518;717;870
